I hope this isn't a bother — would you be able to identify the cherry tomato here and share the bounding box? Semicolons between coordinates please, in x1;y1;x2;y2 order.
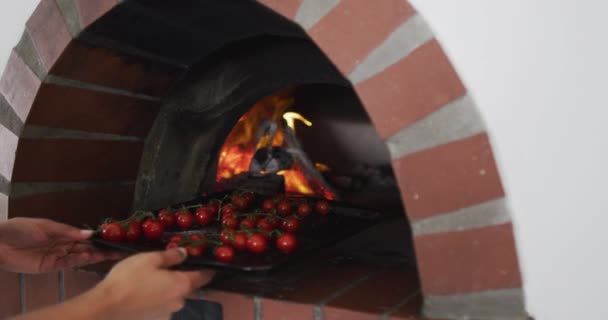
222;204;236;217
276;233;297;254
214;245;235;263
242;192;255;206
276;200;292;216
208;201;220;216
232;233;247;251
187;244;204;257
246;234;268;254
315;200;331;215
257;218;275;233
219;229;232;245
166;242;180;250
261;199;276;213
125;220;142;241
282;216;300;233
158;209;176;227
190;233;204;241
195;206;214;226
240;218;256;230
231;194;248;211
169;235;184;243
176;210;194;230
297;203;312;217
142;219;165;241
100;222;126;242
222;216;239;229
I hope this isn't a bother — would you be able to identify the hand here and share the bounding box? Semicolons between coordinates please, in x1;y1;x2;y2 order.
86;249;215;320
0;217;122;273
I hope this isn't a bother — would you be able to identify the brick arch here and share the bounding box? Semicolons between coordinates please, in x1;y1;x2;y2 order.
0;0;526;319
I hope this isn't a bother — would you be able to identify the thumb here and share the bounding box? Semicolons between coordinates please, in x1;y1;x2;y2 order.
151;248;188;268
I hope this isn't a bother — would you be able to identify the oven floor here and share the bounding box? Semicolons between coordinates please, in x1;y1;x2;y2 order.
203;215;422;319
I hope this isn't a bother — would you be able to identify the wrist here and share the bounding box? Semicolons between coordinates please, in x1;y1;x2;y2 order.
76;280;123;320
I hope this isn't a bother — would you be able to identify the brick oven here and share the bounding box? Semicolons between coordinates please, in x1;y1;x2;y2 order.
0;1;526;319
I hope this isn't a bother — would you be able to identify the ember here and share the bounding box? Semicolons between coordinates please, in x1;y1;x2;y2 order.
216;89;335;199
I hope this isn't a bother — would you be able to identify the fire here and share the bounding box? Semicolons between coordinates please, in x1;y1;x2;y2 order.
216;89;334;199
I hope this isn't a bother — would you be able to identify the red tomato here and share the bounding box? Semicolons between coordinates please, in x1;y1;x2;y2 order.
232;233;247;251
166;242;180;250
222;204;236;217
208;201;220;216
214;245;235;263
222;216;239;229
187;244;204;257
257;218;274;233
261;199;276;213
281;216;300;233
297;203;312;217
190;233;204;241
142;219;165;241
240;218;256;230
125;220;142;241
158;209;176;227
246;234;268;254
100;222;126;242
195;206;214;226
219;229;232;245
242;192;255;206
231;194;248;211
315;200;331;215
176;210;194;230
276;233;297;254
169;235;184;243
276;200;292;216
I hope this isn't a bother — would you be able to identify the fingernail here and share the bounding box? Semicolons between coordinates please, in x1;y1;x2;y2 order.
80;230;94;237
177;247;187;257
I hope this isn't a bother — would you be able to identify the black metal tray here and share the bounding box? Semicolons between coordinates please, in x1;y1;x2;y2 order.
91;193;381;272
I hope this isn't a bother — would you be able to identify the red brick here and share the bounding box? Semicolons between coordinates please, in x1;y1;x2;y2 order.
75;0;119;29
326;270;420;316
9;184;135;226
392;133;504;221
389;293;423;320
257;0;303;19
12;139;143;182
261;299;313;320
50;40;180;96
26;0;72;71
63;269;101;299
323;308;378;320
415;223;522;295
0;271;21;318
266;265;372;304
0;124;18;181
204;291;254;320
24;273;59;312
356;40;466;139
308;0;415;74
28;82;160;137
0;52;42;121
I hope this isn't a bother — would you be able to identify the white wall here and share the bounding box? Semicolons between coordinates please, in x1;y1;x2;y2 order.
0;1;40;71
409;0;608;319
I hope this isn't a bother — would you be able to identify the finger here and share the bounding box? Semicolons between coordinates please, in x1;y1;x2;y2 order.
144;248;187;268
54;252;93;269
178;270;216;290
37;219;93;241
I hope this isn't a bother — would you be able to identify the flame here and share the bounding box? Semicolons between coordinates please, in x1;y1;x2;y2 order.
283;112;312;132
216;89;334;199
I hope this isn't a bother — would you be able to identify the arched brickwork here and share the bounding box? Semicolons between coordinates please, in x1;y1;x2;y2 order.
0;0;526;319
